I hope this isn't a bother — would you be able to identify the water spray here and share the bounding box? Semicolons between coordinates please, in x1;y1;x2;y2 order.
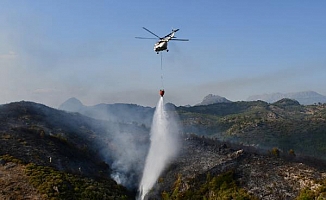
138;97;180;200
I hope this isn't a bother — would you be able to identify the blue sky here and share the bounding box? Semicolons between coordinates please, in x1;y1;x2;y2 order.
1;1;326;107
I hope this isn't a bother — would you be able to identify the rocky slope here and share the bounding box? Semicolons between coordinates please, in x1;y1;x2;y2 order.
146;135;326;200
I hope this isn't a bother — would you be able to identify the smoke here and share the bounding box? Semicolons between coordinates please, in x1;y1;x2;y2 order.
101;124;149;189
59;97;154;190
138;97;181;200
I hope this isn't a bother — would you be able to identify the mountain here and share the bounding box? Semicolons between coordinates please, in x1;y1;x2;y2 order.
196;94;232;106
247;91;326;105
59;98;154;127
2;100;326;199
58;97;84;112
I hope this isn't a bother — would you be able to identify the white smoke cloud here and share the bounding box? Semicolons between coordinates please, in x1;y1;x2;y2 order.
89;112;151;190
107;130;149;189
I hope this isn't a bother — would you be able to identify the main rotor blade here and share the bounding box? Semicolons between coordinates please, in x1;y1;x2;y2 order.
170;38;189;41
142;27;161;39
135;37;157;40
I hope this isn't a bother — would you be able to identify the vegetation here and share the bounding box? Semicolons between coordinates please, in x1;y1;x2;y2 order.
0;153;132;200
24;163;130;200
162;171;257;200
0;154;24;164
270;147;280;158
296;178;326;200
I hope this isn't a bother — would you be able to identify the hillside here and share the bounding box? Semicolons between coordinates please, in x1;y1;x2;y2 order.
177;99;326;160
0;101;149;199
146;135;326;199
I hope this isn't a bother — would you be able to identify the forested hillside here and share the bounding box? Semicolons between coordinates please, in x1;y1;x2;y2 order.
177;99;326;160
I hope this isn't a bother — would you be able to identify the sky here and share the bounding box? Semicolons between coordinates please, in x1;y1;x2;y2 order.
1;1;326;108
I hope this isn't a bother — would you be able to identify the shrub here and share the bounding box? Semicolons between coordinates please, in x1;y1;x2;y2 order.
270;147;280;158
288;149;296;157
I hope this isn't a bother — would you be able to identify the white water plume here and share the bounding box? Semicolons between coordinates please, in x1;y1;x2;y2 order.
138;97;180;200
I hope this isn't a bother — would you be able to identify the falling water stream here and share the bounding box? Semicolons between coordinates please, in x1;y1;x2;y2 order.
138;97;179;200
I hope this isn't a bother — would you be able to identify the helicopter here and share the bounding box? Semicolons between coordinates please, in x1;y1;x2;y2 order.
136;27;189;54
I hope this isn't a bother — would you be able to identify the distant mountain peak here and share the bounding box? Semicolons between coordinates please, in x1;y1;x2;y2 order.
58;97;85;112
196;94;232;106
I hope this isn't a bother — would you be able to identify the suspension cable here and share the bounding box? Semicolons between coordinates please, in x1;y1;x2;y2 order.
160;52;164;89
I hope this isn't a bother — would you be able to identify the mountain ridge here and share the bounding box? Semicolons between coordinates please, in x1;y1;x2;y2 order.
247;91;326;105
59;98;154;127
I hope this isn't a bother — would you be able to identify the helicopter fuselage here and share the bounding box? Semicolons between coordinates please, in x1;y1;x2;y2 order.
154;32;175;53
154;40;168;53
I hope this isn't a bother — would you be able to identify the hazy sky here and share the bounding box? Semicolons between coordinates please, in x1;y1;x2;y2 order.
1;1;326;108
